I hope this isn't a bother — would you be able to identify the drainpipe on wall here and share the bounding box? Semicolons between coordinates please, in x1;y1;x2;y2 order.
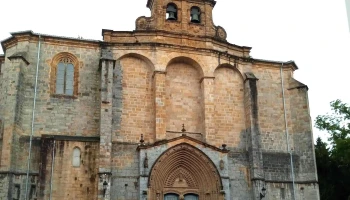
280;63;296;200
49;140;56;200
25;35;41;200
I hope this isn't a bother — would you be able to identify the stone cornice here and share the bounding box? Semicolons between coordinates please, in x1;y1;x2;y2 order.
288;78;308;91
264;179;318;184
146;0;216;9
20;135;100;142
102;29;250;53
245;72;259;81
8;52;30;65
99;58;116;72
1;30;299;72
0;171;39;176
254;58;299;70
104;42;298;71
199;76;215;83
1;30;100;53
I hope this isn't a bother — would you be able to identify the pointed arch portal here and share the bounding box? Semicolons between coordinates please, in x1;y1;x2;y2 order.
148;143;223;200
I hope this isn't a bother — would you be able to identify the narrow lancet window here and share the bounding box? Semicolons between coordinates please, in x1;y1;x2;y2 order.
72;147;81;167
56;59;74;96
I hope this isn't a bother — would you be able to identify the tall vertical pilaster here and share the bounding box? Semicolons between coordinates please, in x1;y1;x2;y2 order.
202;77;215;143
1;54;29;171
98;49;115;200
244;72;265;200
0;53;29;200
154;71;166;141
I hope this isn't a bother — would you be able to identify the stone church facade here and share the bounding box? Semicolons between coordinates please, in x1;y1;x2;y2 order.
0;0;319;199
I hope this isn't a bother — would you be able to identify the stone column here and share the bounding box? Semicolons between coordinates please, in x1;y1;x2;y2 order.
98;50;115;200
201;77;215;143
244;72;265;200
154;71;166;141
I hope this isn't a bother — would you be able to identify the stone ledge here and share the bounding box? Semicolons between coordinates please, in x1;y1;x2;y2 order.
0;171;39;176
19;135;100;142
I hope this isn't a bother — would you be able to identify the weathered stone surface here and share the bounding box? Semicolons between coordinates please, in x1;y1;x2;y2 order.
0;0;319;199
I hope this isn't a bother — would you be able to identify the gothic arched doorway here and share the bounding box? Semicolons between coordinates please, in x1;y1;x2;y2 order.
148;143;223;200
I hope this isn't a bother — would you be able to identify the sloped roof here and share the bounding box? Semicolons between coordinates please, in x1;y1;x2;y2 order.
1;30;100;52
253;58;299;70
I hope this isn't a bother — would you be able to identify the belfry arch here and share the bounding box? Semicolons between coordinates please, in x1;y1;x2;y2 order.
148;143;223;200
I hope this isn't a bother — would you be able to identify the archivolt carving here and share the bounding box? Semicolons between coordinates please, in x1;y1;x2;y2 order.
148;143;223;199
165;168;198;188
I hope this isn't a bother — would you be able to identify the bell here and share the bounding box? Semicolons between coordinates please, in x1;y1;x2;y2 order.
168;12;176;20
191;14;200;23
167;4;177;20
190;7;201;23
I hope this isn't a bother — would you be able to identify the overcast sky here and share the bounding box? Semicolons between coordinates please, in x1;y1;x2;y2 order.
1;0;349;143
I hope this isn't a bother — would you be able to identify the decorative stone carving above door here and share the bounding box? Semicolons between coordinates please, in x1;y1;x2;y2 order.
137;134;230;200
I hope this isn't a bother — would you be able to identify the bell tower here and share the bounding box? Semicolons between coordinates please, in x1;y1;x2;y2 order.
136;0;227;41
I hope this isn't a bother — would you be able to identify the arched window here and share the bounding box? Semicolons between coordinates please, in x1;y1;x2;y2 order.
164;193;179;200
184;194;199;200
72;147;81;167
51;52;79;96
166;3;178;20
56;59;74;95
190;7;201;23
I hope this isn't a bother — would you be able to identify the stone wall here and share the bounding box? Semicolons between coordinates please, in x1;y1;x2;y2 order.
214;66;246;149
228;151;253;200
114;56;154;143
166;62;204;137
265;182;320;200
24;42;101;137
39;139;99;200
289;87;317;181
111;143;139;200
0;174;10;199
255;67;291;153
0;20;319;199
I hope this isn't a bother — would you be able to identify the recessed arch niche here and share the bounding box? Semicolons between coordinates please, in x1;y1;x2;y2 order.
165;57;204;137
148;143;223;200
214;64;246;148
113;53;155;143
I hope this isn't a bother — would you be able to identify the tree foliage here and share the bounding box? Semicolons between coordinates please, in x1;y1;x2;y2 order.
315;100;350;200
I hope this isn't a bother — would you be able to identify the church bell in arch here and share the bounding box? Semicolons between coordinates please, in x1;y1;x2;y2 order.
166;4;177;20
191;8;201;23
190;7;200;23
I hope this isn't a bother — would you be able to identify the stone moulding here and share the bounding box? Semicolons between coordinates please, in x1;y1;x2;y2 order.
50;52;80;96
137;134;229;153
147;0;216;9
7;52;30;65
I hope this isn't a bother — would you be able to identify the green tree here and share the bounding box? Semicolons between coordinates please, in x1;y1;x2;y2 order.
315;137;334;200
315;100;350;200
